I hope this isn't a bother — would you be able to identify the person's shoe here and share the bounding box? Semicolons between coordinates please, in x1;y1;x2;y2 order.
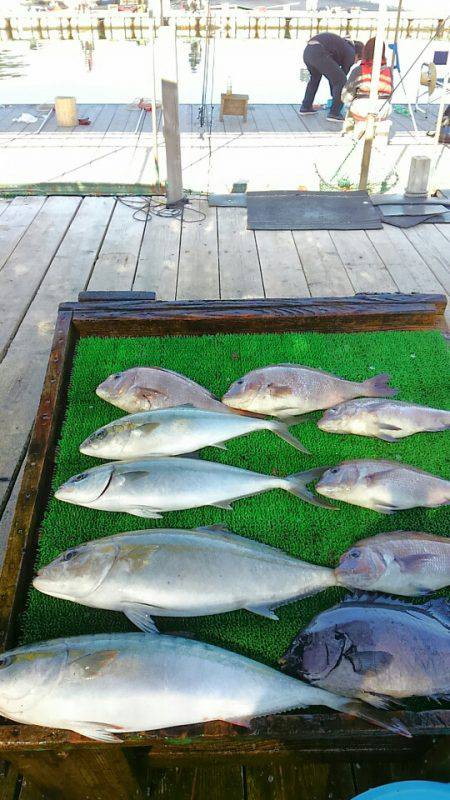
299;106;319;115
326;112;345;122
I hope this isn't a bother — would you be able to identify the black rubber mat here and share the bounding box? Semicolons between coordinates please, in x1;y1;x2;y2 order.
246;190;382;230
382;210;450;227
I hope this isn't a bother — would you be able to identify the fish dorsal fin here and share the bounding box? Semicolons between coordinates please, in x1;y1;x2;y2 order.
355;531;449;547
195;523;231;533
68;650;119;679
342;593;450;627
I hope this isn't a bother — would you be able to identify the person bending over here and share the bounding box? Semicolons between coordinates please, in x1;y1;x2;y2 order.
300;33;363;122
342;37;393;126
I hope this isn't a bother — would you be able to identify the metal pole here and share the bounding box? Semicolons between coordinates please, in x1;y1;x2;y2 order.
431;67;449;189
358;0;388;191
390;0;402;68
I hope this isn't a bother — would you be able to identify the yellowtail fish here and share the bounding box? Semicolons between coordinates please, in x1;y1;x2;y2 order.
0;631;409;741
33;525;337;629
55;458;335;517
80;405;309;459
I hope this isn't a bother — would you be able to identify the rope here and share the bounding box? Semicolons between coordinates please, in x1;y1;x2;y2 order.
117;196;206;223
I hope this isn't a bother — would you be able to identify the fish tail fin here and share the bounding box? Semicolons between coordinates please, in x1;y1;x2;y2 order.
285;468;338;510
361;373;398;398
333;696;411;738
270;421;310;454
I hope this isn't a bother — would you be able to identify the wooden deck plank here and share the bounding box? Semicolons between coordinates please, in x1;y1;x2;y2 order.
149;766;245;799
264;104;293;134
278;104;309;133
367;224;448;296
0;196;114;511
87;199;146;291
292;229;354;296
0;197;46;272
246;761;356;800
177;200;219;299
330;229;399;293
402;224;450;294
0;196;81;361
133;212;181;299
257;230;310;297
250;105;275;132
218;207;264;299
222;113;243;135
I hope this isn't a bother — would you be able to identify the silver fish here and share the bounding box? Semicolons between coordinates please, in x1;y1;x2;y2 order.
79;405;308;459
0;631;407;741
336;531;450;596
55;458;335;517
96;367;227;414
316;459;450;514
33;525;337;629
222;364;397;418
280;595;450;705
318;399;450;442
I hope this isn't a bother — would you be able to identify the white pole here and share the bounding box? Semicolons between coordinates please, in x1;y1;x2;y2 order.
431;67;449;190
358;0;388;190
150;19;160;186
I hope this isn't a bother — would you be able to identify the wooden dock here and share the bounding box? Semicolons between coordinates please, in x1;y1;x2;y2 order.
0;103;447;192
0;189;449;797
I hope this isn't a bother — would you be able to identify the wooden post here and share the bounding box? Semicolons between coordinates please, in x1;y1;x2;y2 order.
358;0;388;191
54;96;78;127
159;22;183;207
161;79;183;206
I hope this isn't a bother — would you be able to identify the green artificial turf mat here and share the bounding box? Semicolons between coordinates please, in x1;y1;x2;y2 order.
22;330;449;672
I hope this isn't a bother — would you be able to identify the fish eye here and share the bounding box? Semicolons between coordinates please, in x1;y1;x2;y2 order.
62;550;77;562
113;374;121;380
329;468;340;475
349;549;360;559
0;656;12;669
93;429;107;441
72;472;87;483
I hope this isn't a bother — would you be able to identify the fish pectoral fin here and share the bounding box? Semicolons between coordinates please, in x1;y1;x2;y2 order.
127;507;163;519
244;605;279;621
370;502;399;514
346;648;393;675
377;434;400;443
195;523;231;533
211;501;234;511
222;716;253;729
123;604;160;634
281;412;316;425
69;650;119;679
356;692;405;710
379;423;402;431
267;383;294;397
69;722;124;742
212;442;228;451
396;553;437;571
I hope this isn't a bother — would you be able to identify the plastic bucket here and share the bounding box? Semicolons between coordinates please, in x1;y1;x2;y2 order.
353;781;450;800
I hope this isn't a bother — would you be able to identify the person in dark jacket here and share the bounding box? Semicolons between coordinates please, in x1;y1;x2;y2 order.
300;33;363;122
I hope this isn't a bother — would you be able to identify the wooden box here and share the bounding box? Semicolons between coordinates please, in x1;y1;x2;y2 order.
220;93;249;121
0;292;448;800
